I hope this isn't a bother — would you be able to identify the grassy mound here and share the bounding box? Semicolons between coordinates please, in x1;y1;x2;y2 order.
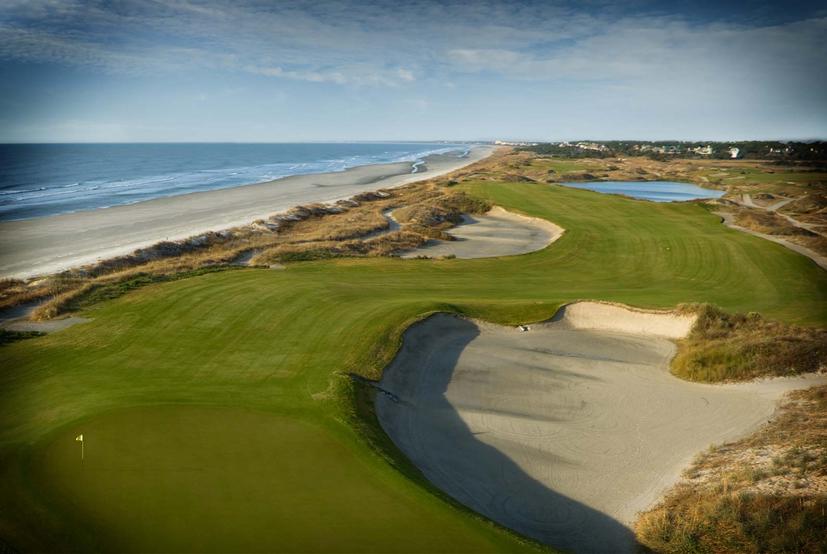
673;304;827;382
637;493;827;553
0;329;45;346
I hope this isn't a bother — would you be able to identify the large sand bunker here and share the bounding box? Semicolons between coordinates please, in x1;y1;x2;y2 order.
400;207;563;259
376;302;826;553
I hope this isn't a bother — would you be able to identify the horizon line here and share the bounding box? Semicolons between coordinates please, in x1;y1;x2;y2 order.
1;138;826;145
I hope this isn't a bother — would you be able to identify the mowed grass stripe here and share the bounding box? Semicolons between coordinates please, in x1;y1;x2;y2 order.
0;180;824;552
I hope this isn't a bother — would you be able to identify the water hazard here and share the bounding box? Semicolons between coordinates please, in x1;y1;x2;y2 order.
562;181;725;202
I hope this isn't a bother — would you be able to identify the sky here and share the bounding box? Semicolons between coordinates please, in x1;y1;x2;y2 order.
0;0;826;143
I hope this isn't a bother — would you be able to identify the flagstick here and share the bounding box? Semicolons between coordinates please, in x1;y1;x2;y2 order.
76;434;85;463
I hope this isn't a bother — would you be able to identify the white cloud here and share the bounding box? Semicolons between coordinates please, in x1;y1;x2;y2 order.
1;1;823;94
0;0;825;139
397;68;415;82
442;16;827;110
246;64;416;86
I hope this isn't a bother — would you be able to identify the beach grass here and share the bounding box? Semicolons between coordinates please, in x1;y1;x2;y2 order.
671;304;827;382
1;179;825;552
635;386;827;554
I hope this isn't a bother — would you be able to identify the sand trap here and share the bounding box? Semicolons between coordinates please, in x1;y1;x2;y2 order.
553;301;695;338
376;303;826;553
400;207;563;259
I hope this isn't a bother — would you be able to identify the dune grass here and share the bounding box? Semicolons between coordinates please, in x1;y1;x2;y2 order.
10;186;488;320
672;304;827;382
635;386;827;554
1;180;825;552
636;492;827;553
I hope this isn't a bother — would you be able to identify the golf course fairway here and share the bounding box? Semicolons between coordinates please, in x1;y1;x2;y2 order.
2;180;825;552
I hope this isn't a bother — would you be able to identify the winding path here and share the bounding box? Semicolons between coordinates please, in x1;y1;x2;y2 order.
716;199;827;271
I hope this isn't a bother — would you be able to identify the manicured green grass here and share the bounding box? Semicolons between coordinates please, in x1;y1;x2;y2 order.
29;406;519;553
1;181;825;552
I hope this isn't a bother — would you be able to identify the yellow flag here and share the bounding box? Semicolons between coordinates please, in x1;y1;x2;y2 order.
75;434;83;442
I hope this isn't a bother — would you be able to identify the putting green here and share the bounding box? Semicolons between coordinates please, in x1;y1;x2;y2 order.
1;181;825;552
29;405;514;553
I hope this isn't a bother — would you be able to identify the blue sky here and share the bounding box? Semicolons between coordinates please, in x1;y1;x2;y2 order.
0;0;825;142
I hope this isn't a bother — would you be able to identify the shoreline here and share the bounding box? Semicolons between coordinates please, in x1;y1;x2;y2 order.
0;146;494;279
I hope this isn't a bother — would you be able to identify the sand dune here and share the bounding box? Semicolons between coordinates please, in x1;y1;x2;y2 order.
401;206;563;259
376;303;826;553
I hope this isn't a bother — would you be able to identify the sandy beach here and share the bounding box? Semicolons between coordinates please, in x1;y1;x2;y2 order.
376;304;826;553
0;146;493;279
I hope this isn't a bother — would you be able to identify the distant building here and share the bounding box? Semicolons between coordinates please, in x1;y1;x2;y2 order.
494;140;537;146
728;147;741;159
575;141;608;152
691;145;713;155
647;145;679;154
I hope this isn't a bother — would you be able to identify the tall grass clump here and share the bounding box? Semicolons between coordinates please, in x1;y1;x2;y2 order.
636;492;827;554
672;304;827;382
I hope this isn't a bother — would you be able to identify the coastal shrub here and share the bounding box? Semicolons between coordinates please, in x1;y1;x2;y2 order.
276;248;343;262
560;172;597;181
403;224;453;241
393;191;490;227
0;329;45;346
734;208;816;237
258;227;430;263
0;283;52;311
440;191;492;214
501;174;537;183
31;267;237;320
637;493;827;554
365;231;429;256
0;279;24;292
672;304;827;382
296;208;390;242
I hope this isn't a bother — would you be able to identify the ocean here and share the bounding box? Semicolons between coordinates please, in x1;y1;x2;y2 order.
0;142;469;221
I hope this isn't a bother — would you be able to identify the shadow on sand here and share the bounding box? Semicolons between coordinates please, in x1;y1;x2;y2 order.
376;315;639;554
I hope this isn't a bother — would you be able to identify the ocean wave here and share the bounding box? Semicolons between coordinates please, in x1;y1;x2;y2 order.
0;143;472;221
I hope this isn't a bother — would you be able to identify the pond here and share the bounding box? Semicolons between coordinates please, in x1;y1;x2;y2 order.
562;181;725;202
